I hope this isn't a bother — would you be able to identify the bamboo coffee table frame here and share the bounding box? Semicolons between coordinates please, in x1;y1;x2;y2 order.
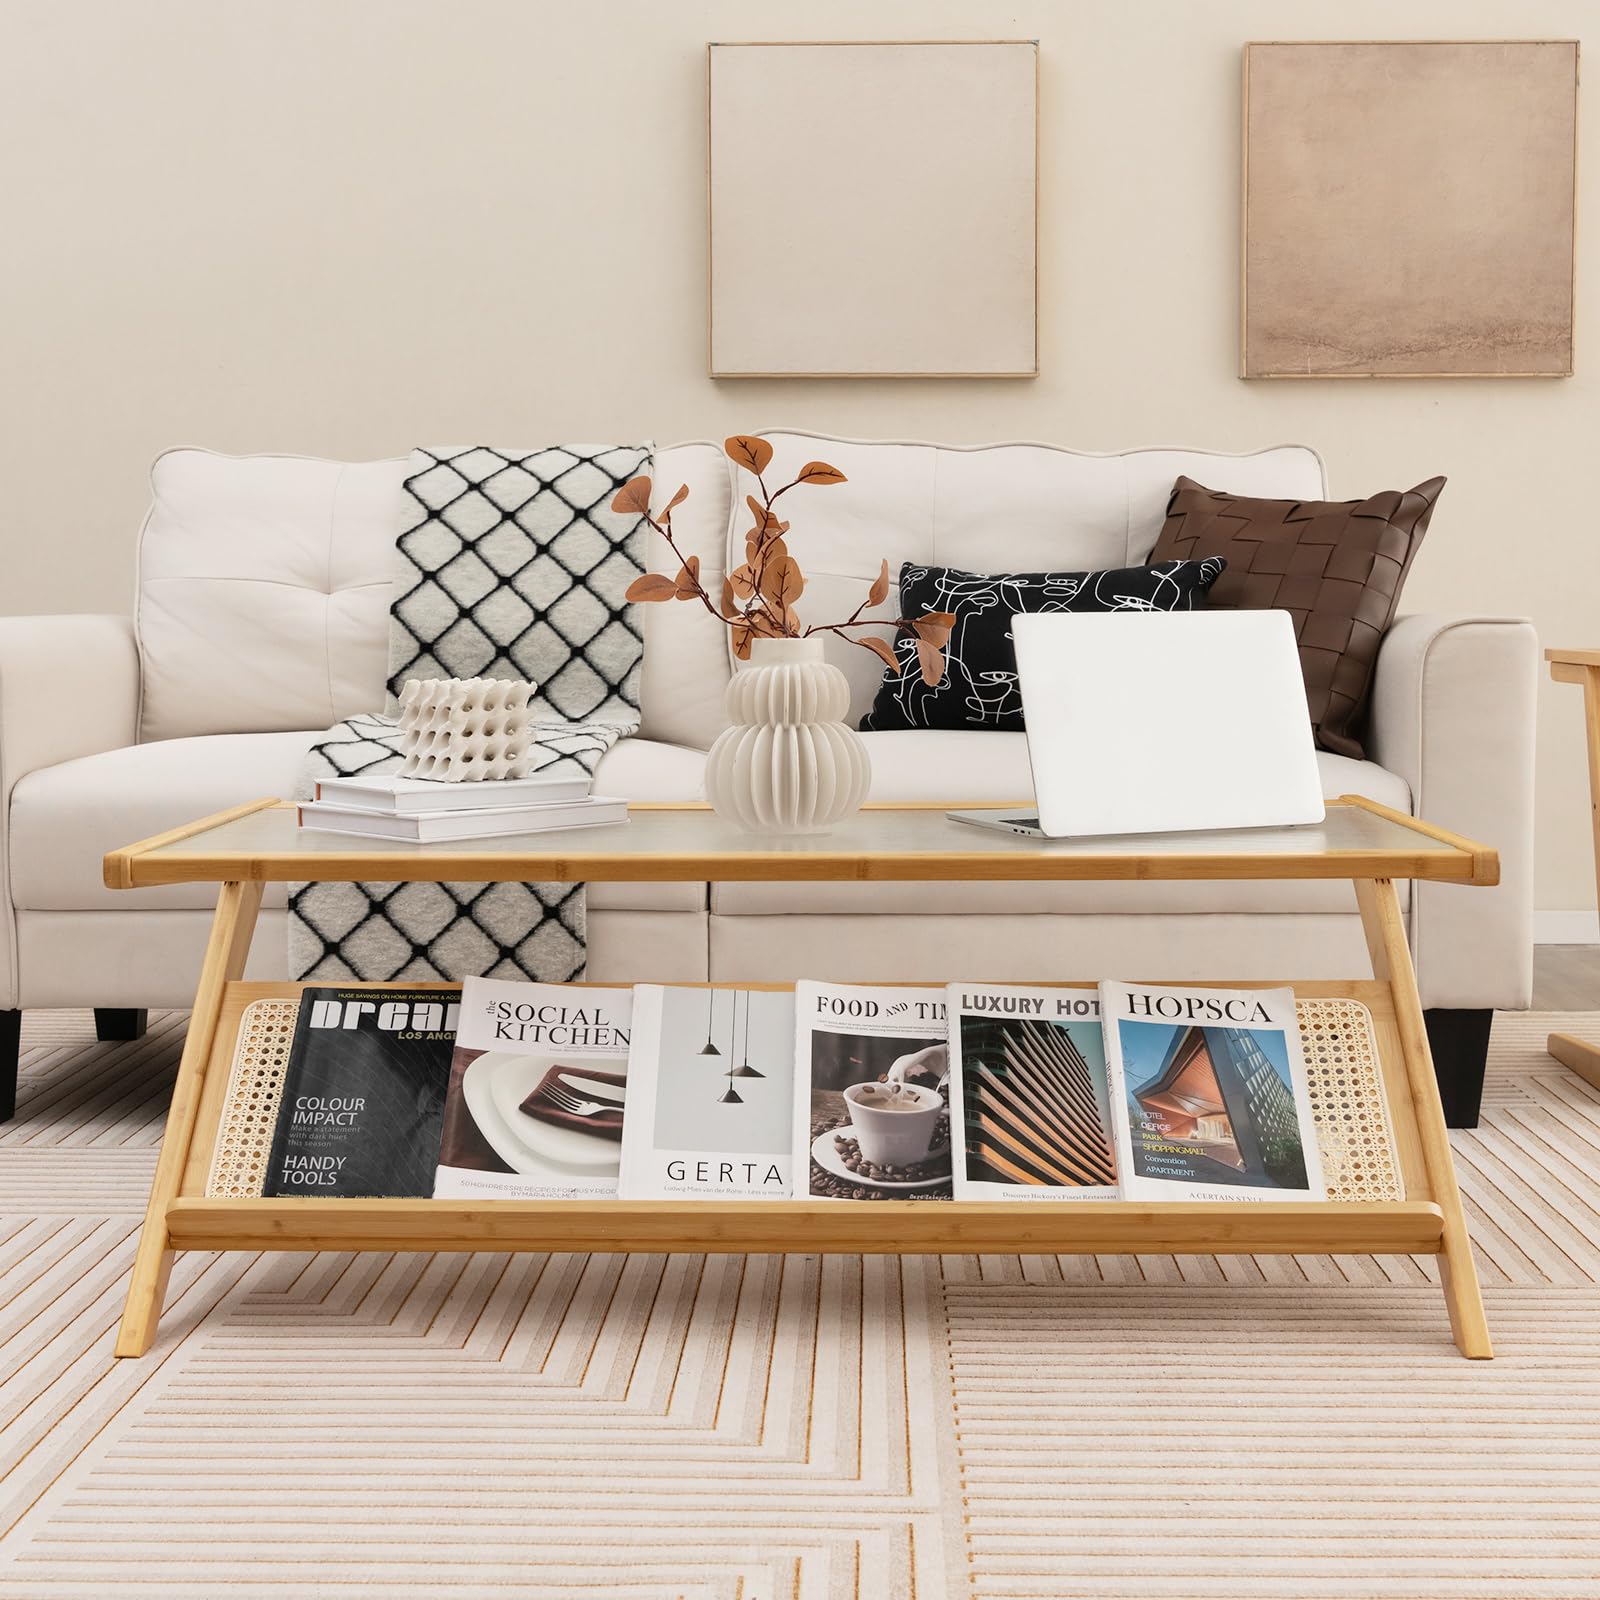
106;795;1499;1359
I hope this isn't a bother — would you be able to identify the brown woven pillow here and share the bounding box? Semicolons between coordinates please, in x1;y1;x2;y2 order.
1150;474;1444;759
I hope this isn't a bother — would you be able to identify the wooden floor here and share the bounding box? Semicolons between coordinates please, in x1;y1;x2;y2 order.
1533;944;1600;1009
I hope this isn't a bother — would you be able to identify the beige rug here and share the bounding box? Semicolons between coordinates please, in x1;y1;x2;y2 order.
3;1010;1600;1598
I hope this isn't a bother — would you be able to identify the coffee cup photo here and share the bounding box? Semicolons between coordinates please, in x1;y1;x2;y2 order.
804;1019;954;1200
843;1080;943;1167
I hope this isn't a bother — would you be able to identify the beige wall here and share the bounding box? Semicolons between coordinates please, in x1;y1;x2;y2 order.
2;0;1596;915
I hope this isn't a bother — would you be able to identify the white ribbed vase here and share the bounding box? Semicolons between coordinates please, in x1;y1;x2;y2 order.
705;637;871;834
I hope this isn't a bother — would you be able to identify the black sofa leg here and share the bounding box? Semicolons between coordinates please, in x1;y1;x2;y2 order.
0;1009;20;1123
1423;1008;1493;1130
94;1008;149;1043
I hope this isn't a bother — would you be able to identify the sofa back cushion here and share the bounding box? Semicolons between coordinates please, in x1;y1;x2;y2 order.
136;444;732;747
737;432;1328;723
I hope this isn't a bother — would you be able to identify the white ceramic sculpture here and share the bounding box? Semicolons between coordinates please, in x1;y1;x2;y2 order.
703;637;871;833
396;677;538;782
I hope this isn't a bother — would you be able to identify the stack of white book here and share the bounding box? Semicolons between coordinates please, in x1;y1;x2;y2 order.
296;773;627;842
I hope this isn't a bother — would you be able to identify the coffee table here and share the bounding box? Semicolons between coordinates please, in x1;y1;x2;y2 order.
105;795;1499;1359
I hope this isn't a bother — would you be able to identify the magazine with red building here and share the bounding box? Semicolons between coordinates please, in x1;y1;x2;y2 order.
1098;981;1326;1202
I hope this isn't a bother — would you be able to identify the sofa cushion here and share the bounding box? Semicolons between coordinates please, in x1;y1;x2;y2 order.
709;734;1410;915
136;444;732;749
137;452;397;742
11;732;708;914
860;557;1226;731
1152;475;1444;760
634;444;733;749
735;433;1327;725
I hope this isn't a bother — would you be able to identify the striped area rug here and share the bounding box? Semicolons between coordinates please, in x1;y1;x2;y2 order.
3;1010;1600;1598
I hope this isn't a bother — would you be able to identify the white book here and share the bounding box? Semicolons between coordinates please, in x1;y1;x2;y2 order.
296;796;627;842
947;984;1119;1201
432;978;633;1200
315;772;591;813
618;986;795;1200
1097;981;1326;1202
793;982;951;1201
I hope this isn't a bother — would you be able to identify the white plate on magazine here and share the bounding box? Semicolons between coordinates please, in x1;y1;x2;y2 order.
810;1128;951;1193
463;1053;621;1177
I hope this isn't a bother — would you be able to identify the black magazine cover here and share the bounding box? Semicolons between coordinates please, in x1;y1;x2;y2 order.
262;989;459;1197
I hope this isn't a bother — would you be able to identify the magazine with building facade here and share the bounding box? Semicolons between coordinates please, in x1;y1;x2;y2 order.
793;982;952;1201
618;986;796;1200
263;988;458;1198
947;984;1119;1201
432;977;633;1200
1098;981;1325;1202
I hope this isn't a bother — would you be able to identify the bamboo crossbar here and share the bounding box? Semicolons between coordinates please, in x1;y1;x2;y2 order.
164;1196;1448;1256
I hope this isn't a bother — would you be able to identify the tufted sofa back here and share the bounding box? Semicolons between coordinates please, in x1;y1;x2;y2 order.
135;444;733;748
134;435;1327;749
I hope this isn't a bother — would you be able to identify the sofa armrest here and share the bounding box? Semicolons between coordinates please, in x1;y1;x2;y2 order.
0;615;139;783
1369;613;1538;1010
0;615;140;1005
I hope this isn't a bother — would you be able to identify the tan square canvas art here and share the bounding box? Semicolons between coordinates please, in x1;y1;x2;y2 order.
708;41;1037;377
1243;41;1577;378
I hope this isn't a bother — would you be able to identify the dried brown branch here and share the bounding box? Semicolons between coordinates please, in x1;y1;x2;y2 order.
613;448;947;680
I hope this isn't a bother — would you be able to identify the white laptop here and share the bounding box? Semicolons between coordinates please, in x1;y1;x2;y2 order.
950;610;1326;839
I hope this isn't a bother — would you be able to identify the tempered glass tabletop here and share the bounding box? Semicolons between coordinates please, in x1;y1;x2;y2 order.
106;799;1496;888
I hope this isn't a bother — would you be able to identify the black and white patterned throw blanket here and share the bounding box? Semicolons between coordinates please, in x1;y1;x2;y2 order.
288;445;650;983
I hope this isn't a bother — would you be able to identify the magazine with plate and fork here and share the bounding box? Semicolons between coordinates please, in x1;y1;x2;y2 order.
431;977;633;1200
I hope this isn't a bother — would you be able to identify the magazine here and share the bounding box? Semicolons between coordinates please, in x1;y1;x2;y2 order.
793;982;951;1201
432;977;633;1200
618;987;796;1200
947;984;1118;1201
1098;981;1325;1202
262;988;458;1198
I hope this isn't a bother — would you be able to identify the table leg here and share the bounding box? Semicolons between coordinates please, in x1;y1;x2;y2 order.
115;879;264;1358
1354;877;1492;1359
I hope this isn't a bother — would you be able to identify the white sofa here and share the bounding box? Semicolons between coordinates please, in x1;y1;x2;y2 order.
0;431;1537;1124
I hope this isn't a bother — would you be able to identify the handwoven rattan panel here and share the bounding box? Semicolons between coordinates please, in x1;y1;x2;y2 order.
1298;997;1401;1202
205;999;299;1198
205;994;1401;1202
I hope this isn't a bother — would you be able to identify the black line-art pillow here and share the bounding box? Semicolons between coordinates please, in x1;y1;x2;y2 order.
859;558;1227;732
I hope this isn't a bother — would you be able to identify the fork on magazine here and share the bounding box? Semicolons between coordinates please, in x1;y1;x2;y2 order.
540;1084;612;1118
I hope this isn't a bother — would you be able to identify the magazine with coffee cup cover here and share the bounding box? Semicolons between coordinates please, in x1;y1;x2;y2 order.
792;981;952;1201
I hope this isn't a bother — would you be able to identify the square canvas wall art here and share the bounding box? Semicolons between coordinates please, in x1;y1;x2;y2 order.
1242;41;1578;378
708;40;1038;377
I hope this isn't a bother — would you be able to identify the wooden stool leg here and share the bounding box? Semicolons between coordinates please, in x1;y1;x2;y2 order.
1355;877;1492;1359
1544;660;1600;1103
1549;1031;1600;1090
115;880;263;1358
1578;665;1600;920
